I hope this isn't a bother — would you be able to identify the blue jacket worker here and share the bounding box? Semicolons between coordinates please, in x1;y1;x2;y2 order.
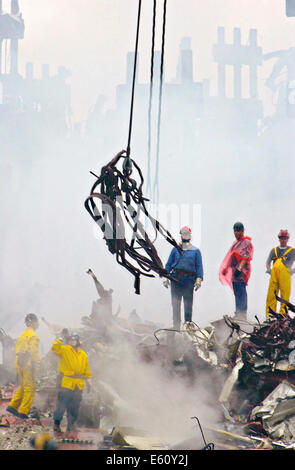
163;226;203;329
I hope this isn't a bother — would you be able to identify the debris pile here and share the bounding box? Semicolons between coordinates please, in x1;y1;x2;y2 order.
3;269;295;450
0;421;52;450
215;311;295;449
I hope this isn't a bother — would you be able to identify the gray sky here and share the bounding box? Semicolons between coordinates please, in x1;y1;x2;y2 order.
15;0;295;121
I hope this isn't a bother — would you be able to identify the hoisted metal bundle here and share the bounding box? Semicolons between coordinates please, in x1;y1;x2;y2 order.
85;0;180;294
84;150;180;294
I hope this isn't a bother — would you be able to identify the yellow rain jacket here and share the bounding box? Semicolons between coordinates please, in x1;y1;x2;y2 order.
266;247;293;316
52;339;91;391
9;327;40;415
14;327;40;368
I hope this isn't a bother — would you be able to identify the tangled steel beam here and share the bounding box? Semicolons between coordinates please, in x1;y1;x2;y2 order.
241;313;295;364
84;150;181;294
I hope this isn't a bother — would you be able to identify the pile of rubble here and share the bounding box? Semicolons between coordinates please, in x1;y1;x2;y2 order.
36;312;295;449
0;421;52;450
213;310;295;449
2;270;295;450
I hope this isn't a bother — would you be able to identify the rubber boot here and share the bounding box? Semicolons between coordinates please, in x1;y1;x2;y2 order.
6;406;19;417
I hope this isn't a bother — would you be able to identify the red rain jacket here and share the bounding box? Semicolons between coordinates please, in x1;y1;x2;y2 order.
219;236;254;290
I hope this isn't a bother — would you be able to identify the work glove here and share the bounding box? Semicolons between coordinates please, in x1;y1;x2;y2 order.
194;279;202;291
266;269;271;275
163;279;170;289
233;268;242;279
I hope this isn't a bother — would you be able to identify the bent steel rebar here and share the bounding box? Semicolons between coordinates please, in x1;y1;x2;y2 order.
85;150;180;294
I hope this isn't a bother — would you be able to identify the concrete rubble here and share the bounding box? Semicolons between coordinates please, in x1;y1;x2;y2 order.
2;273;295;450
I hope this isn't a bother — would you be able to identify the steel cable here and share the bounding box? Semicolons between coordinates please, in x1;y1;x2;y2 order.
146;0;157;198
126;0;142;165
153;0;167;206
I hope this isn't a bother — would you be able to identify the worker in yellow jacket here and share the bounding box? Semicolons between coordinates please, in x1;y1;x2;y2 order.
52;332;91;432
266;230;295;316
6;314;40;419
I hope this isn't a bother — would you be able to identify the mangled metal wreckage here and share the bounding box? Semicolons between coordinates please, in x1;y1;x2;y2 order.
2;277;295;449
216;302;295;449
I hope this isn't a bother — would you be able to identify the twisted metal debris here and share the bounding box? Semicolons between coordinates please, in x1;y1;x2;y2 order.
84;150;181;294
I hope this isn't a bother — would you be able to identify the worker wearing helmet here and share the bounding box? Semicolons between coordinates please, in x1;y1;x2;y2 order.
6;314;40;419
52;332;91;433
219;222;254;319
265;230;295;317
163;226;203;329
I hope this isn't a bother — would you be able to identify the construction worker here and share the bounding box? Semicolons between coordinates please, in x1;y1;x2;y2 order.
6;313;40;419
219;222;254;319
163;226;203;329
265;229;295;317
52;332;91;433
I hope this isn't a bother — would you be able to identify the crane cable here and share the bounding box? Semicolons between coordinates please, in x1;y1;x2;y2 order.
127;0;167;201
146;0;157;199
124;0;142;175
153;0;167;206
